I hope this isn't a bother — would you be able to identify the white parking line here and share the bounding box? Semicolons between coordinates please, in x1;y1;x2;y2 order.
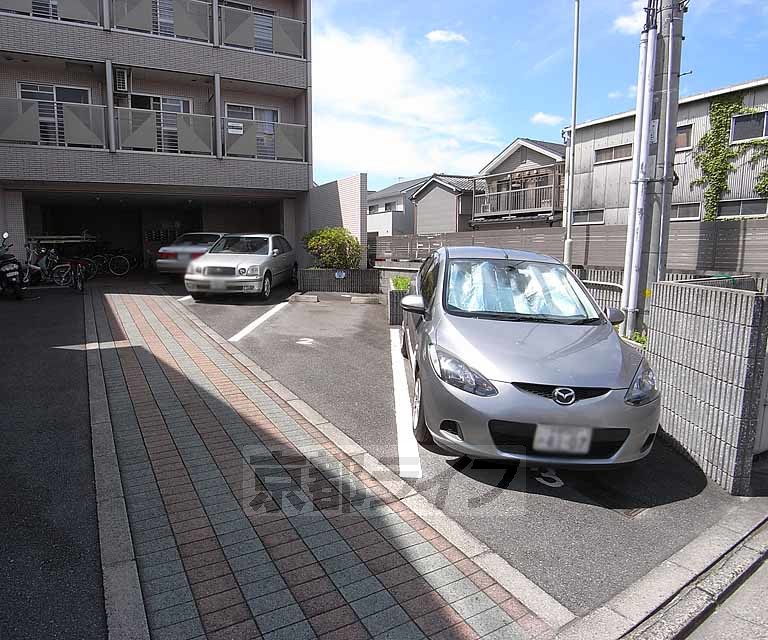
229;302;289;342
389;328;422;479
177;295;192;302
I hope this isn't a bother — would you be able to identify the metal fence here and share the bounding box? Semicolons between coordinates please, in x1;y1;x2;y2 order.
369;219;768;274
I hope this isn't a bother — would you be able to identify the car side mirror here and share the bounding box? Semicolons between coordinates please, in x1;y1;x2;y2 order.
401;294;426;316
272;248;280;256
605;307;625;326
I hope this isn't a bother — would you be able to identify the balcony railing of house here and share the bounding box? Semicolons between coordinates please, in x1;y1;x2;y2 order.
0;97;107;148
1;98;306;160
0;0;306;58
472;166;563;221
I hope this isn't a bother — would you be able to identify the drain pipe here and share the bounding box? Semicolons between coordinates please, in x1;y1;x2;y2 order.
626;9;658;337
620;25;650;334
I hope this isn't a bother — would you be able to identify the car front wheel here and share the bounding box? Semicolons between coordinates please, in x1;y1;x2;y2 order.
412;371;433;444
261;273;272;300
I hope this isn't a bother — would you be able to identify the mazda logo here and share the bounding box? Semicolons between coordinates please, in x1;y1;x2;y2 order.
553;387;576;406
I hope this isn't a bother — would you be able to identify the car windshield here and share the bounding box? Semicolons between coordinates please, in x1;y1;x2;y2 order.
444;258;601;324
210;236;269;255
173;233;221;246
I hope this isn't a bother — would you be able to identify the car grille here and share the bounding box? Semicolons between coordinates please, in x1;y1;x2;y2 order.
488;421;630;459
205;266;236;276
513;382;610;402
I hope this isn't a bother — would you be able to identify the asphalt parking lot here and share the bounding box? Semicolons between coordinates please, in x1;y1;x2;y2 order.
0;288;105;639
166;282;743;616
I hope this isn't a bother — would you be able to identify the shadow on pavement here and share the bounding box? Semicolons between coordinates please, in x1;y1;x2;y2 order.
443;438;708;511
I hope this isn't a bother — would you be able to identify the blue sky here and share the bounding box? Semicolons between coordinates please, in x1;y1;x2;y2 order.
311;0;768;190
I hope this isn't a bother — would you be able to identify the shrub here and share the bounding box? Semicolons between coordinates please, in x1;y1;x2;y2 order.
303;227;362;270
391;275;412;291
630;331;648;347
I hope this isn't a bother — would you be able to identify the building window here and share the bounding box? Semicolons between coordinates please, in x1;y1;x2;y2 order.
18;82;90;147
573;209;604;225
222;2;275;52
594;143;632;164
675;125;693;150
368;205;378;214
225;104;279;159
670;203;700;221
717;199;768;218
384;201;396;212
731;112;768;143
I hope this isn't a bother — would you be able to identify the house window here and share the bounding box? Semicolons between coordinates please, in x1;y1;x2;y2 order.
225;104;279;159
731;112;768;143
594;143;632;164
717;199;768;218
18;82;90;146
129;94;192;153
368;205;378;214
573;209;604;225
670;203;700;221
384;202;396;212
675;125;693;150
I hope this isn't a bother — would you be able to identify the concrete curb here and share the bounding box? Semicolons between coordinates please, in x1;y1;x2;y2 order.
167;293;579;632
553;502;768;640
84;290;150;640
622;518;768;640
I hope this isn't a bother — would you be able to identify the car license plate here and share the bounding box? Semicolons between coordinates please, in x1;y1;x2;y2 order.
211;280;226;290
242;284;256;292
533;425;592;454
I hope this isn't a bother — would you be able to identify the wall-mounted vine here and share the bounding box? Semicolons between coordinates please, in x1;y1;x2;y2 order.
693;94;768;221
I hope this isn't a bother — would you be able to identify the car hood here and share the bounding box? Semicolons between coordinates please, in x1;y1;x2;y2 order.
194;254;269;268
436;314;643;389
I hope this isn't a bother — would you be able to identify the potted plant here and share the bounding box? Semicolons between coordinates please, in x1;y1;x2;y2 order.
388;275;412;325
299;227;379;293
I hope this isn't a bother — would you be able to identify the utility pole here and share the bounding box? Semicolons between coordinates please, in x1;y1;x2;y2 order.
637;0;685;324
563;0;580;266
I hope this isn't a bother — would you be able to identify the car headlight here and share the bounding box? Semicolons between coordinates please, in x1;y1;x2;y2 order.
186;262;202;274
625;360;659;406
427;344;497;397
246;265;260;276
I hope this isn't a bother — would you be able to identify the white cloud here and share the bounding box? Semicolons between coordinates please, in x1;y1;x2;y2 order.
530;112;565;126
425;29;468;44
608;84;638;100
312;24;499;185
613;0;646;35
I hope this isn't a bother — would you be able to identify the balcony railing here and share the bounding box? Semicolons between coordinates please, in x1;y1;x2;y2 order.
1;98;306;161
220;10;305;57
116;108;214;155
111;0;212;41
0;97;106;147
224;118;305;161
0;0;100;25
474;185;556;219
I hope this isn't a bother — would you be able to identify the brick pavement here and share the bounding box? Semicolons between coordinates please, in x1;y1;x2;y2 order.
90;285;552;640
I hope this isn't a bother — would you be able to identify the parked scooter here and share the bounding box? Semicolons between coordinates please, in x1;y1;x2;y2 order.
0;232;23;300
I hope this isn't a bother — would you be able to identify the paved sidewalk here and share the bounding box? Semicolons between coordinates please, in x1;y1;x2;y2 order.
688;558;768;640
90;284;551;640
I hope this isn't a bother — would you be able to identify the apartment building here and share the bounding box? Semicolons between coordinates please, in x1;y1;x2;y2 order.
570;76;768;227
0;0;311;261
366;176;425;236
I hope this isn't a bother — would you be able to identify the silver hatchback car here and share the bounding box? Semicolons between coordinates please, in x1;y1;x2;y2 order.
401;247;660;466
184;233;296;301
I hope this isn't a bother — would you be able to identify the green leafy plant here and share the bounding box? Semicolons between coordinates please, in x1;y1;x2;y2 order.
303;227;362;270
391;275;412;291
693;94;768;220
629;331;648;347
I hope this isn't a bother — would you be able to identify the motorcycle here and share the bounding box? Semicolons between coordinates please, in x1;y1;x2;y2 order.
0;232;23;300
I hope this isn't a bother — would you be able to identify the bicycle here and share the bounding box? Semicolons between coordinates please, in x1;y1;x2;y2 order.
52;257;91;289
91;252;130;276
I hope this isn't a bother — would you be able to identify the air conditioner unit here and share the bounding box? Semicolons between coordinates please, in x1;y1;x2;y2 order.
114;67;131;94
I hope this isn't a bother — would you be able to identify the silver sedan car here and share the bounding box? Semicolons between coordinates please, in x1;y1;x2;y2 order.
156;232;225;274
401;247;660;466
184;233;296;301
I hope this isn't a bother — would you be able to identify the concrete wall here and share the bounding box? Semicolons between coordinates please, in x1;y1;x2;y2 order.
0;190;25;259
571;84;768;225
307;174;368;268
646;280;768;495
414;183;457;234
367;212;393;237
